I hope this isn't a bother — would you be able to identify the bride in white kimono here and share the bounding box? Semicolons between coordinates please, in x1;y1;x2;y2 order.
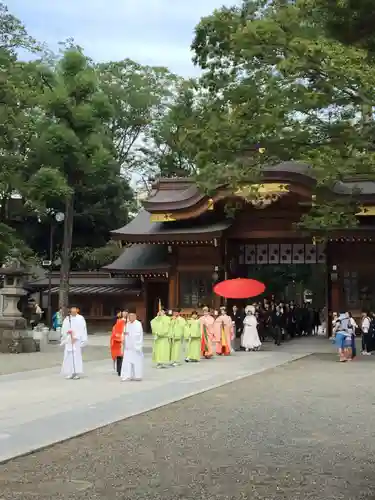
60;306;88;379
242;305;261;351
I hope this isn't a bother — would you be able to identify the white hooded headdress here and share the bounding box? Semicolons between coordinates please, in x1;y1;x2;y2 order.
245;305;255;315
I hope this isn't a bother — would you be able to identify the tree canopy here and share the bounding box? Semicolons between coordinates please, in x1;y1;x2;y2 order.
191;0;375;228
312;0;375;53
2;0;374;272
0;3;197;272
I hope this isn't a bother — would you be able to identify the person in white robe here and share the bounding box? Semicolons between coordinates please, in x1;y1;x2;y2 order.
60;306;88;380
242;305;261;351
121;311;143;381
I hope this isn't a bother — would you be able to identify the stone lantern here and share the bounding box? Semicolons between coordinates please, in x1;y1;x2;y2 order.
0;259;36;353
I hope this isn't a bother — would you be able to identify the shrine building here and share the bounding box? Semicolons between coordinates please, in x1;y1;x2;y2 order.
105;162;375;329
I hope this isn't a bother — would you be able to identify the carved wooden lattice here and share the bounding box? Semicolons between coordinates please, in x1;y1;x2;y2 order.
237;243;326;265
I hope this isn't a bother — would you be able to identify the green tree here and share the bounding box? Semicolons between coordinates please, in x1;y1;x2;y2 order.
0;5;134;270
16;172;132;268
141;79;206;180
311;0;375;53
71;240;123;270
0;3;44;263
96;60;178;175
29;47;118;308
97;60;208;195
0;2;38;51
191;0;375;229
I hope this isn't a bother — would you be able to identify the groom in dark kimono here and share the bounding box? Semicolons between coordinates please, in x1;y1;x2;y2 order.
230;305;244;351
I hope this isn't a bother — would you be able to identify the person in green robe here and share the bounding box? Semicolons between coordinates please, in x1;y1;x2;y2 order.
185;310;201;362
169;308;186;366
151;309;171;368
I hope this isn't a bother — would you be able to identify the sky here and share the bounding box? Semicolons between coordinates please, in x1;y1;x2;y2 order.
7;0;240;76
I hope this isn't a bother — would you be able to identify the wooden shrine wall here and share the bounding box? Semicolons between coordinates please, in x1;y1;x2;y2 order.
176;246;221;269
171;246;222;311
226;200;307;239
231;242;326;266
329;242;375;312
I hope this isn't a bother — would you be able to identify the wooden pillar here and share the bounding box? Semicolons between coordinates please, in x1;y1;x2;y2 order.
212;290;221;310
331;281;340;314
168;246;178;309
143;278;148;324
211;238;224;309
326;241;340;336
168;271;177;309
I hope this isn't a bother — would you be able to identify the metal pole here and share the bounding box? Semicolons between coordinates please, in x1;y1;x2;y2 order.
47;220;54;329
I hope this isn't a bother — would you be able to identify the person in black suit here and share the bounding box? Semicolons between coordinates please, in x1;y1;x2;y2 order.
286;304;297;339
271;305;283;346
230;305;244;351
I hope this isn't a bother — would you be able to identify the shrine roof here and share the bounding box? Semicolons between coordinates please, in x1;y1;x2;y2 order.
110;209;232;243
27;271;140;294
145;180;203;208
143;161;375;213
104;244;170;275
337;180;375;195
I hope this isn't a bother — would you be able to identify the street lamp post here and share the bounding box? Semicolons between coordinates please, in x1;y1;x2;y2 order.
45;211;65;329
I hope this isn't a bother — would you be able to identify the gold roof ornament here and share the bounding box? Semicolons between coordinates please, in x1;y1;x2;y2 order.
357;206;375;216
150;213;176;222
312;236;325;245
235;183;290;209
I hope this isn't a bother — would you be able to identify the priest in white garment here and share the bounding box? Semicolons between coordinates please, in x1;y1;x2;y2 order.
121;310;143;381
60;305;88;380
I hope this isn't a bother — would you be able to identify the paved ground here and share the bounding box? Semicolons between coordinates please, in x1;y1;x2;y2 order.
0;335;153;375
0;345;109;375
1;348;375;500
0;333;335;376
0;342;307;463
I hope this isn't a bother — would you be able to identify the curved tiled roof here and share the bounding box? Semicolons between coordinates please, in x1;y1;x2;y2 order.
104;244;170;273
143;182;204;213
27;272;140;294
143;161;375;213
111;210;232;243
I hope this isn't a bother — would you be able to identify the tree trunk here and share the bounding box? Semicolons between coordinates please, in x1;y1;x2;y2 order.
59;193;74;314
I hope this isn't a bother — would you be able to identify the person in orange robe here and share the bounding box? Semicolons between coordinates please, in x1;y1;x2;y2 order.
110;310;128;376
213;306;233;356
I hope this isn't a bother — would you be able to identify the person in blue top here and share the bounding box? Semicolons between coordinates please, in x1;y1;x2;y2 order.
52;308;63;332
332;313;352;362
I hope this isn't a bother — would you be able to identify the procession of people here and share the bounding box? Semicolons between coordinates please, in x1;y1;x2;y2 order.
106;299;323;381
151;306;238;367
60;296;373;381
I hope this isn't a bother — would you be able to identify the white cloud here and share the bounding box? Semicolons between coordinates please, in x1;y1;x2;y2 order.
7;0;240;75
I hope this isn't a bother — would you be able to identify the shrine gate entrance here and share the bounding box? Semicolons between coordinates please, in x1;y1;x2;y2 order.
227;241;327;307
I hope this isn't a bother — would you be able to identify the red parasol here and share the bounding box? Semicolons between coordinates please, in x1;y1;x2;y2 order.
213;278;265;299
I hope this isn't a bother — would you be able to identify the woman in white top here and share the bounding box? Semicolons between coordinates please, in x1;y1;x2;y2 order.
361;312;372;355
347;312;357;359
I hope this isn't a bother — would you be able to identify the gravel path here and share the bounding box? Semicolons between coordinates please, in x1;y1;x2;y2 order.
1;353;375;500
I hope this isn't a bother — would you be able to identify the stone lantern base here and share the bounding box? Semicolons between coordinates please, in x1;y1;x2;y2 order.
0;259;37;353
0;317;36;353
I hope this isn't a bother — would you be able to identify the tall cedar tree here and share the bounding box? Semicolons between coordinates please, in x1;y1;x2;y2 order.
29;48;117;308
